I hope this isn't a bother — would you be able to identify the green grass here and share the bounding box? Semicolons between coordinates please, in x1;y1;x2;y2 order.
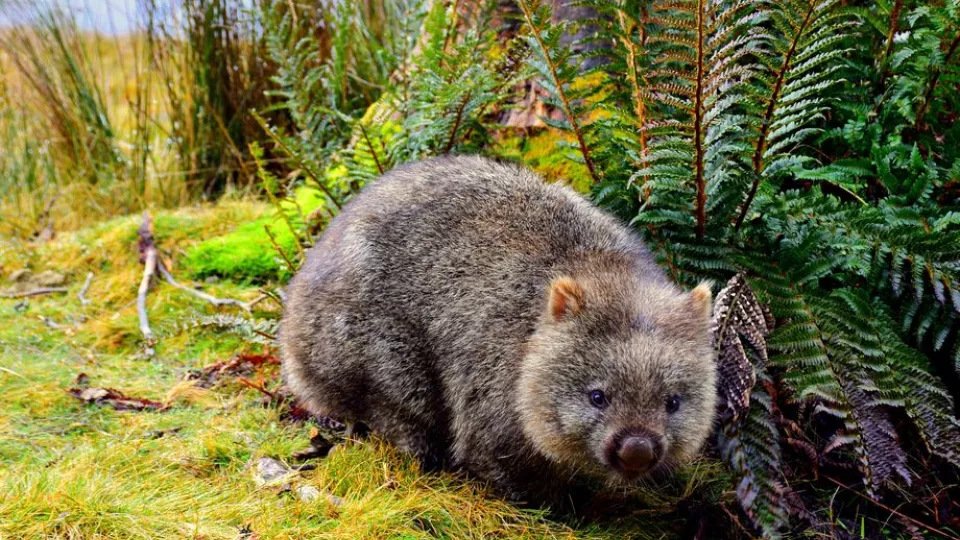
0;201;726;539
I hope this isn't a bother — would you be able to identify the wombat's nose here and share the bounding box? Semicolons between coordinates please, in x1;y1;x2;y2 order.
617;434;662;473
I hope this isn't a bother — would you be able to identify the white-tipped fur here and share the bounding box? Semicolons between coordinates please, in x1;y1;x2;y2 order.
280;156;717;507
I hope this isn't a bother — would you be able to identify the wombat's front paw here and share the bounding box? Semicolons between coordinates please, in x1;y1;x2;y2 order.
344;421;370;440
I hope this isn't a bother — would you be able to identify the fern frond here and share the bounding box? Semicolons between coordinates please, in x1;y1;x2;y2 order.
712;274;790;537
735;0;852;230
874;302;960;464
516;0;601;183
634;0;766;240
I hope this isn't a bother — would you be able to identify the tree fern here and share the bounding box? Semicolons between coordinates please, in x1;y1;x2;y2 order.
261;0;428;207
712;273;790;536
636;0;767;239
493;0;960;533
334;1;529;185
874;301;960;463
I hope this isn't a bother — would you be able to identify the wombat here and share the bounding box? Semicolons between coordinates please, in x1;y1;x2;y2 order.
280;156;717;506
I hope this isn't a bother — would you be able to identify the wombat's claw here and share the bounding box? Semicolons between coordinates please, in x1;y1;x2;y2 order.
416;452;445;473
344;422;370;440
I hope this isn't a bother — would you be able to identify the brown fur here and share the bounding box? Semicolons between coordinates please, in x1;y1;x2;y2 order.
279;156;717;506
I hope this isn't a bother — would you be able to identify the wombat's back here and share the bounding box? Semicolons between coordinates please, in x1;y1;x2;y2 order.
283;156;659;352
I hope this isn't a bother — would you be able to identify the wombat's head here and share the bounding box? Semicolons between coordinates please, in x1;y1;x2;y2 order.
517;267;716;482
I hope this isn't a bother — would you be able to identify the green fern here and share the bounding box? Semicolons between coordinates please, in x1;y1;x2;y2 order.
735;0;852;230
260;0;428;210
516;0;602;184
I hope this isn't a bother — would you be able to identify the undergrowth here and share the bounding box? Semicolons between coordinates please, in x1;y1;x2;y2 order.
253;0;960;537
0;202;723;539
3;0;960;538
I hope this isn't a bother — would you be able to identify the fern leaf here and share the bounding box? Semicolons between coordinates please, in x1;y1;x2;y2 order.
712;273;790;537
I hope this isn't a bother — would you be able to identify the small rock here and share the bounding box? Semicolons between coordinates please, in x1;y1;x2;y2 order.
204;276;220;284
236;432;256;448
36;223;55;242
254;457;290;485
34;270;66;287
78;388;110;401
326;494;345;507
40;316;60;329
296;485;321;502
8;269;32;283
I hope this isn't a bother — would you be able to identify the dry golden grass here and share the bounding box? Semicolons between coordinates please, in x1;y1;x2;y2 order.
0;24;200;239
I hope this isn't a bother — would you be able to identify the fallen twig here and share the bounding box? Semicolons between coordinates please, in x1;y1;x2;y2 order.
252;328;277;342
77;272;93;306
137;212;157;341
257;288;285;309
39;316;60;329
1;287;68;299
156;263;251;312
236;376;277;400
69;386;168;412
263;224;298;274
248;294;269;309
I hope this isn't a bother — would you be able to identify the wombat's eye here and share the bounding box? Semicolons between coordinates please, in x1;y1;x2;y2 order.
665;394;681;414
588;389;608;409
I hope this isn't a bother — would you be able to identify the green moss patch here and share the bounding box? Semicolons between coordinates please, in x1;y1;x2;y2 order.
181;187;326;284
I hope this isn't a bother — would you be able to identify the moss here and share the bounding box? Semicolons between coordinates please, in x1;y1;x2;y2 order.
491;128;594;193
181;187;326;284
181;218;297;284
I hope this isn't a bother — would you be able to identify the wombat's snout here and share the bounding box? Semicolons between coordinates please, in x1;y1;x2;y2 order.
607;428;663;477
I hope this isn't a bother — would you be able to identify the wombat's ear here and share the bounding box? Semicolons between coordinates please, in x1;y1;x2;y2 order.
689;281;713;321
548;277;585;321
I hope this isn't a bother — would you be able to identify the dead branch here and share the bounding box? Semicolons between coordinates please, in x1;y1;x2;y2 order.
236;376;277;399
34;193;59;241
156;263;251;312
137;212;157;341
1;287;68;299
263;225;297;274
77;272;93;306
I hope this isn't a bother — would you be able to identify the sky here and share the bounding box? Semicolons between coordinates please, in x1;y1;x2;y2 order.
0;0;145;35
